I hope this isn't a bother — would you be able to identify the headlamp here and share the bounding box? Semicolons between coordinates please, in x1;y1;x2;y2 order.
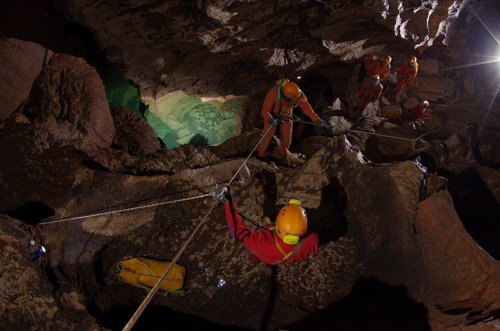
283;233;300;245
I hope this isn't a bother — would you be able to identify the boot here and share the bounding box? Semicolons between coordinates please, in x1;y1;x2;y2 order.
279;153;304;168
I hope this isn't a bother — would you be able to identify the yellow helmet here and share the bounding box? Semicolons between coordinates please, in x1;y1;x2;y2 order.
384;55;392;64
281;82;304;101
276;199;308;245
409;56;417;63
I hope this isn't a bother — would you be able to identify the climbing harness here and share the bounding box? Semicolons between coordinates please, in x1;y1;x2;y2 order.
272;231;302;264
274;78;289;104
287;114;432;152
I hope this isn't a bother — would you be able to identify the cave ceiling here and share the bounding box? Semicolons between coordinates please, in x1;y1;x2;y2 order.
0;1;499;331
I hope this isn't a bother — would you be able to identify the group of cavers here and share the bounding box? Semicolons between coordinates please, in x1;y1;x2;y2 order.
356;54;429;119
215;54;429;267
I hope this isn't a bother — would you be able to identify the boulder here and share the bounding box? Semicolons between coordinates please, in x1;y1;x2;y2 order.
0;38;52;123
23;53;115;153
111;106;161;155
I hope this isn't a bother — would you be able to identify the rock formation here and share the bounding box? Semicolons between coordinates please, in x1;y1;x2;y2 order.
0;0;499;330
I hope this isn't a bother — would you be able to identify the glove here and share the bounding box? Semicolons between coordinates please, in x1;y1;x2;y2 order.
268;117;280;126
214;184;232;202
316;118;329;128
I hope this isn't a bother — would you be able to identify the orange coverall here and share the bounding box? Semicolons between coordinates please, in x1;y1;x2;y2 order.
364;56;391;81
356;77;383;110
364;55;379;75
257;85;319;157
374;62;391;81
396;62;419;93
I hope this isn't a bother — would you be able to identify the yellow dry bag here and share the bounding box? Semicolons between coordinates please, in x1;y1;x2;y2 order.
118;257;185;292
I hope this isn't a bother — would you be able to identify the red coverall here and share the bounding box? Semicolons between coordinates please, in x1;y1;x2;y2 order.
396;62;419;93
356;77;383;111
224;200;319;264
257;85;319;158
403;103;427;120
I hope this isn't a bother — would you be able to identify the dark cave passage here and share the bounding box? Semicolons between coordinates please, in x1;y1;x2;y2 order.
62;21;148;117
95;304;254;331
284;278;432;331
444;167;500;260
417;152;500;260
370;151;500;261
291;62;354;145
5;201;54;225
307;179;348;245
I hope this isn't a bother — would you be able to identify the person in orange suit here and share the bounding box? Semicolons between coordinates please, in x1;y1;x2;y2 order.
374;55;392;82
257;80;328;164
355;75;383;113
360;55;378;82
360;55;392;82
396;56;419;93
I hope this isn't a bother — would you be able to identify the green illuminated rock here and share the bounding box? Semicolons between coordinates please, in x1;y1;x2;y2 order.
102;62;144;116
145;91;248;148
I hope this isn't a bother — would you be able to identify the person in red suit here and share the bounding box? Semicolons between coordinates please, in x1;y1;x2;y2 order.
257;79;328;165
355;74;383;113
403;100;429;120
396;56;419;93
216;184;319;265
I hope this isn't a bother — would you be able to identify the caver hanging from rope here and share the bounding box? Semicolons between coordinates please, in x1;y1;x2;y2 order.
215;184;319;265
257;79;328;167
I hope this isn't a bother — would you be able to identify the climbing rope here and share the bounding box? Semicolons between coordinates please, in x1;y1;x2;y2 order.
122;124;274;331
228;124;275;184
122;200;218;331
348;128;431;152
38;193;213;226
40;123;274;228
288;115;432;152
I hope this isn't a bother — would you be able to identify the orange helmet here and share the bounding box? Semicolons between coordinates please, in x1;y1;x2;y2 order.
384;55;392;64
409;56;417;63
281;82;304;101
276;199;308;245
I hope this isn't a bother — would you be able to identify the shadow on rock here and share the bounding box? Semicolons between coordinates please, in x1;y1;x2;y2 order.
282;277;432;331
307;178;348;245
95;304;255;331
